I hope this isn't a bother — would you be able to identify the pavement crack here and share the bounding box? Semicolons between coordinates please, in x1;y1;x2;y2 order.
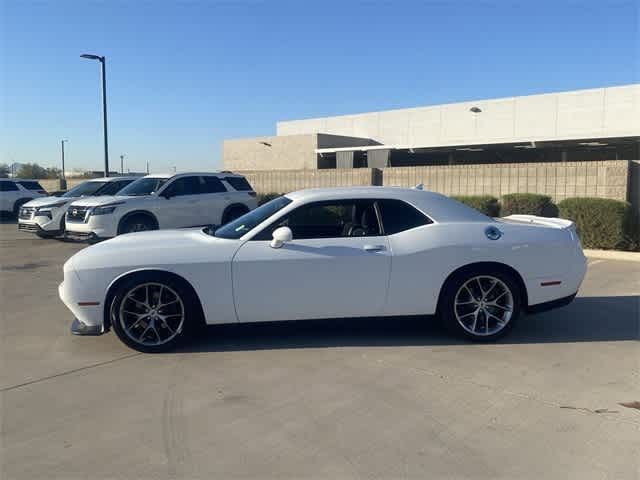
0;353;142;392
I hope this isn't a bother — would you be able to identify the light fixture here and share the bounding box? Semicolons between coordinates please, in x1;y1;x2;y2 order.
469;106;482;113
514;145;535;149
456;147;484;152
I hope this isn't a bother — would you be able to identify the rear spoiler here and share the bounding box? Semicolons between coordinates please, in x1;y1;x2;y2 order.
502;215;575;230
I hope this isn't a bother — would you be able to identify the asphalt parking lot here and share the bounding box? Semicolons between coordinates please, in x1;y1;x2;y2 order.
1;220;639;479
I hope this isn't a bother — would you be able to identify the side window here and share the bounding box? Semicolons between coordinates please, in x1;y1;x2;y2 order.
253;200;381;240
17;181;44;191
163;176;202;197
0;181;19;192
377;199;432;235
201;176;227;193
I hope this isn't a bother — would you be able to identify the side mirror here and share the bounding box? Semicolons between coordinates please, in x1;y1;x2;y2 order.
161;191;172;199
270;226;292;249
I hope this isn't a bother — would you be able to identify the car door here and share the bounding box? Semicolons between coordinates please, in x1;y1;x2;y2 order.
156;176;203;228
200;176;230;225
232;199;392;322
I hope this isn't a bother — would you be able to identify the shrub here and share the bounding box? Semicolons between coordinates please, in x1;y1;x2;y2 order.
451;195;500;217
558;197;638;251
257;192;283;206
501;193;558;217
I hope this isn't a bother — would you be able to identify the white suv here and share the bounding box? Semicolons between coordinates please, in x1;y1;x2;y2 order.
0;179;47;216
18;176;138;238
64;172;257;242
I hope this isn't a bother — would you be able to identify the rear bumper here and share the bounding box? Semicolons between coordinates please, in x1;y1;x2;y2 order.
526;292;577;314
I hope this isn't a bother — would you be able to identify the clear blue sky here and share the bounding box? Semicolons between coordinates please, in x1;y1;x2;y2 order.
1;0;638;173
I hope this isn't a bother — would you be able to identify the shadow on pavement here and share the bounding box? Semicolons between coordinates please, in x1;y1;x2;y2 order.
0;213;17;224
175;295;639;353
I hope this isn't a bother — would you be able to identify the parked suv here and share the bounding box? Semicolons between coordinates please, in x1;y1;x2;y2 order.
0;178;47;216
18;176;138;238
64;172;257;242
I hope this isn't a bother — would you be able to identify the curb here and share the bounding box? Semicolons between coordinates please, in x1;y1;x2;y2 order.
584;249;640;263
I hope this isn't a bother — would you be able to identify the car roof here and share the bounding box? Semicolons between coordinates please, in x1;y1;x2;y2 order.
141;172;246;180
1;178;41;182
285;186;489;223
86;176;140;182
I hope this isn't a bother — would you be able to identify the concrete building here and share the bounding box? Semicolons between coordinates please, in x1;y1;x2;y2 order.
223;84;640;171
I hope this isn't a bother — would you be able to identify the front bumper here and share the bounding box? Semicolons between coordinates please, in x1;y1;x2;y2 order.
59;281;105;334
65;215;117;241
18;221;61;236
70;318;104;336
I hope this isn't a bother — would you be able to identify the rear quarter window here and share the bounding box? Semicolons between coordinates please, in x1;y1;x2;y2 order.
224;177;253;191
377;198;432;235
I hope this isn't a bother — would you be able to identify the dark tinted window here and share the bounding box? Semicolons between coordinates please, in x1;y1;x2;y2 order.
62;181;108;197
224;176;253;191
162;176;202;196
0;181;19;192
202;176;227;193
17;181;44;191
253;200;381;240
118;177;168;196
377;199;432;235
96;180;135;195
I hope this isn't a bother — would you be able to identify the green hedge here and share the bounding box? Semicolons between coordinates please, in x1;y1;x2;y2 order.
558;197;638;251
501;193;558;217
257;192;283;206
451;195;500;217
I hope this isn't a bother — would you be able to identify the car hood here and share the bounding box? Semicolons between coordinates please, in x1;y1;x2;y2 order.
69;228;240;272
68;195;143;207
23;196;75;207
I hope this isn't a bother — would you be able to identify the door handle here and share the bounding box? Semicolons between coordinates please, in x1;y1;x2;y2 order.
364;244;385;252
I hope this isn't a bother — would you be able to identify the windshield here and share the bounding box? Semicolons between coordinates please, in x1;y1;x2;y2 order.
117;177;168;196
213;196;292;239
61;181;109;197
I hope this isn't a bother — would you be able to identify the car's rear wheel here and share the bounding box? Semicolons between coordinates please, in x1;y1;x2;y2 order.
119;214;157;235
441;270;521;341
110;275;196;352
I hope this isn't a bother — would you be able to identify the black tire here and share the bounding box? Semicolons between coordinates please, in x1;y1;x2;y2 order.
440;268;521;342
119;214;157;235
109;273;199;353
221;205;248;225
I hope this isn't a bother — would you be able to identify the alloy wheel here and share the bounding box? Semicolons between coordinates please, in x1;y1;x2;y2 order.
454;275;514;336
119;282;185;346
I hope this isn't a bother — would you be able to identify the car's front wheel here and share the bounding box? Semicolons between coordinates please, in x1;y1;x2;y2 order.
110;274;196;352
441;270;521;341
119;214;157;235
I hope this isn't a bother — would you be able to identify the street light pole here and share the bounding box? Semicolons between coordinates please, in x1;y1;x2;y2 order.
81;53;109;177
60;139;68;189
120;155;124;175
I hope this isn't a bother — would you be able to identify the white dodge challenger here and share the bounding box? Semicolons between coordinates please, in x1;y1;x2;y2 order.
59;187;587;352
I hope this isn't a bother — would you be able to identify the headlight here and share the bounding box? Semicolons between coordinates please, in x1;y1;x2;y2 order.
92;202;124;215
